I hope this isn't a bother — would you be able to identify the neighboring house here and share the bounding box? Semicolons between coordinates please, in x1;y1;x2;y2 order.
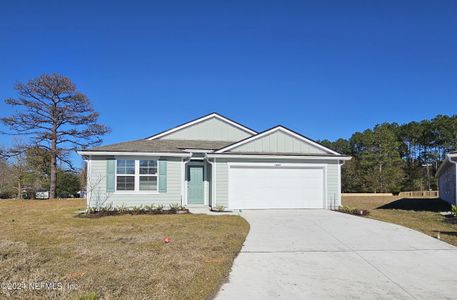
35;189;50;199
437;152;457;205
78;113;351;210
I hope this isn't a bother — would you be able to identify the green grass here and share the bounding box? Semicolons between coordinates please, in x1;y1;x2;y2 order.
0;199;249;299
342;196;457;247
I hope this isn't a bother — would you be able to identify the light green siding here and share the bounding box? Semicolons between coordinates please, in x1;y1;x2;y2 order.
159;117;252;141
214;161;229;207
88;156;182;208
213;158;341;209
229;130;328;154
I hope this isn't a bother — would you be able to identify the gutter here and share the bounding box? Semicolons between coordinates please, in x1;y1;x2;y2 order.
77;151;192;157
206;153;352;160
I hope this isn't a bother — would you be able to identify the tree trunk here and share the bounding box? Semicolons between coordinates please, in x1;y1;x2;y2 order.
50;152;57;199
50;110;57;199
17;179;22;199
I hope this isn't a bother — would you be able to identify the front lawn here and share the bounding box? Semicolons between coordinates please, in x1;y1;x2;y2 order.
342;196;457;247
0;199;249;299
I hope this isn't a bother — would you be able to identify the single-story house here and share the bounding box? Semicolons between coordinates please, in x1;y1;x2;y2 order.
437;152;457;205
78;113;351;210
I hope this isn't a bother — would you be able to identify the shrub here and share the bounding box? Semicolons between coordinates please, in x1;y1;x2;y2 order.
213;205;225;212
451;205;457;217
144;204;156;213
131;205;143;215
337;206;369;216
118;204;128;214
79;202;190;218
169;203;180;212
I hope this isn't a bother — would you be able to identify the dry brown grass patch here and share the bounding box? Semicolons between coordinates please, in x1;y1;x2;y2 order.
342;196;457;247
0;199;249;299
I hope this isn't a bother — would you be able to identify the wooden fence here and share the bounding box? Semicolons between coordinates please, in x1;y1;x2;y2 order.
342;191;439;198
398;191;439;198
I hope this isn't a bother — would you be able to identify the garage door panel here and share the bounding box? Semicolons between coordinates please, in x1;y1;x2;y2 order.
229;166;324;209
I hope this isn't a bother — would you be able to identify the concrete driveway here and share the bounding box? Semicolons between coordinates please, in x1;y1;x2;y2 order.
216;210;457;300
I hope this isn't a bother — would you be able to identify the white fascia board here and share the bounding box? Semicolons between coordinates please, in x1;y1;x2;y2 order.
183;149;214;153
78;151;191;157
216;126;341;155
206;153;351;160
147;113;257;140
436;153;457;177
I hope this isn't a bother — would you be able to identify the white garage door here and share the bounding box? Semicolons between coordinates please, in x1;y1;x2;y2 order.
228;165;325;209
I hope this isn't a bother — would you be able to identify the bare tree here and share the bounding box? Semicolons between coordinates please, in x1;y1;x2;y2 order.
1;73;110;198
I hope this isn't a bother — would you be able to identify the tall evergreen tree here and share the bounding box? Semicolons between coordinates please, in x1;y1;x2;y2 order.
1;73;110;198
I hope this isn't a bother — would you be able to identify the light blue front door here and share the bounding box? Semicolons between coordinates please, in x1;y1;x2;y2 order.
187;165;204;204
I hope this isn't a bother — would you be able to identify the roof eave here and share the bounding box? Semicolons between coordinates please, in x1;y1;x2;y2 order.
206;153;351;160
78;151;192;157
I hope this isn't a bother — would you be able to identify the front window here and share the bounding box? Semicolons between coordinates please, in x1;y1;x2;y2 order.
115;159;158;192
116;160;135;191
139;160;158;191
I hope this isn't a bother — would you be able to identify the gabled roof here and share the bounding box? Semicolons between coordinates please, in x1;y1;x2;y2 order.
215;125;341;155
146;112;257;140
436;153;457;177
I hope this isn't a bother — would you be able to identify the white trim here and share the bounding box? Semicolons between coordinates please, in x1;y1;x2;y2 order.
206;153;351;160
147;113;257;140
227;162;328;168
215;126;341;155
78;151;191;157
86;156;91;208
181;158;186;206
183;149;214;153
337;161;342;209
114;159;159;194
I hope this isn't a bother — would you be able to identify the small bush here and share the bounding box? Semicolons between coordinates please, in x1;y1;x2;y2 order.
78;202;189;218
131;205;143;215
212;205;225;212
144;204;156;213
451;205;457;217
169;203;180;212
155;204;164;213
337;206;369;216
118;203;128;214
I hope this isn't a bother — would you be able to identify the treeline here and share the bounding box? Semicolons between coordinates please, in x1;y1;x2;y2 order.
320;115;457;193
0;147;83;199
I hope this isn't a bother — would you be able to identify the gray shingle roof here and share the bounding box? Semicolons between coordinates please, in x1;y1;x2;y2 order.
85;139;234;153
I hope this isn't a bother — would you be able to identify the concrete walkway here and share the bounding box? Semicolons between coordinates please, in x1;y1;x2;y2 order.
216;210;457;300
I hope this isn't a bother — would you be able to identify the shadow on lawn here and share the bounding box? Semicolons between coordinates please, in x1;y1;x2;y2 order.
439;231;457;237
377;198;451;212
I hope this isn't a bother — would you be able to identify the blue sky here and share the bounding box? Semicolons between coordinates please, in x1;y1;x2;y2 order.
1;1;456;166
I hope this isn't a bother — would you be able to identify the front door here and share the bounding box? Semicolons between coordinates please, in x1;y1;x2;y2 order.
187;165;204;204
